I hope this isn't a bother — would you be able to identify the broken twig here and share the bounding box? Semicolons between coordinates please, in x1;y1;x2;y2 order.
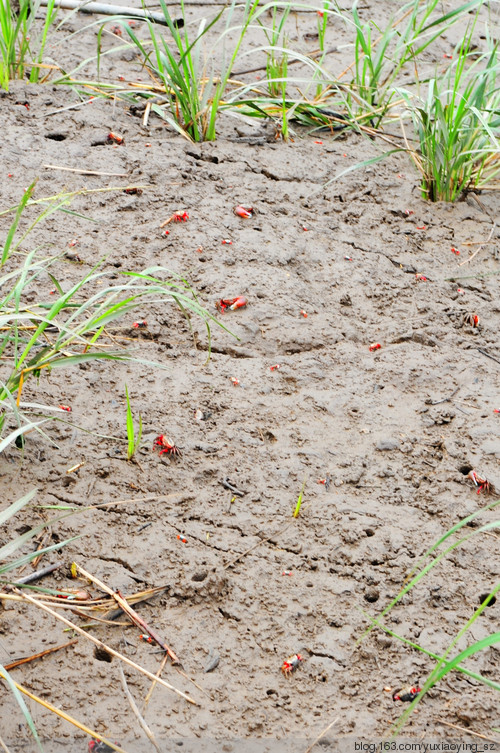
4;639;78;671
43;164;128;177
118;664;161;753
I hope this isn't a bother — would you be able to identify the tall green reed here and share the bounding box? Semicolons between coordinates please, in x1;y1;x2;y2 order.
0;0;57;89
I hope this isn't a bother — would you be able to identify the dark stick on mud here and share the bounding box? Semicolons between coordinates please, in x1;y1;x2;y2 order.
13;563;62;586
427;386;460;405
220;477;246;497
477;348;500;366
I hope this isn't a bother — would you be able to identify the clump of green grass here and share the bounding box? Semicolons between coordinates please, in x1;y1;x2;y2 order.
0;185;224;452
398;33;500;201
336;0;486;128
361;495;500;735
0;0;57;89
114;0;261;142
257;4;291;98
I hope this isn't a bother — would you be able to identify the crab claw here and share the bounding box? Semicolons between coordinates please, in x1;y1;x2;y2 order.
228;296;247;310
233;205;254;219
216;297;247;313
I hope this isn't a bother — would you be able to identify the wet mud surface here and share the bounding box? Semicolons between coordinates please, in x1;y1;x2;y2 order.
1;1;500;749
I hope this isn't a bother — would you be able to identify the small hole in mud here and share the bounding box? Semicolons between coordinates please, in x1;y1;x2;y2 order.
192;571;207;582
479;593;496;607
364;528;375;537
459;463;473;475
319;675;327;682
94;647;113;662
266;689;277;696
45;132;67;141
364;589;379;603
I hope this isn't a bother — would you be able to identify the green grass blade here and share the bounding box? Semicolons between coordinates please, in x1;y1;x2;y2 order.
0;489;37;527
293;479;306;518
0;663;44;752
1;181;36;265
0;536;80;575
125;383;134;460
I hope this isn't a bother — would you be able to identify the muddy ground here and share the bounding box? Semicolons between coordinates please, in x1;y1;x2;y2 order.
1;1;500;750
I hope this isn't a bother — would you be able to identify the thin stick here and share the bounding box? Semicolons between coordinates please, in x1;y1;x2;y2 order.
42;99;97;117
143;654;169;710
74;564;180;664
224;520;295;570
0;734;12;753
435;719;499;744
15;589;197;705
43;164;128;177
0;671;129;753
477;348;500;366
118;664;161;753
4;639;78;671
12;562;61;585
304;717;339;753
458;222;496;266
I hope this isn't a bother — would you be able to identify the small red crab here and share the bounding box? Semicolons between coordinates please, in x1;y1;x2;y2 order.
392;685;421;703
154;435;181;457
463;312;479;328
233;205;254;219
160;211;188;228
281;653;303;676
216;296;247;313
133;320;148;329
88;740;118;753
107;132;124;145
467;470;493;495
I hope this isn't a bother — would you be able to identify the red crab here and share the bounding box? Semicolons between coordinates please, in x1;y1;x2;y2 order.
233;205;254;219
107;132;124;145
88;740;119;753
281;653;303;676
160;211;189;229
216;296;247;313
463;312;479;328
467;470;493;495
392;685;421;703
172;211;188;222
154;435;181;457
